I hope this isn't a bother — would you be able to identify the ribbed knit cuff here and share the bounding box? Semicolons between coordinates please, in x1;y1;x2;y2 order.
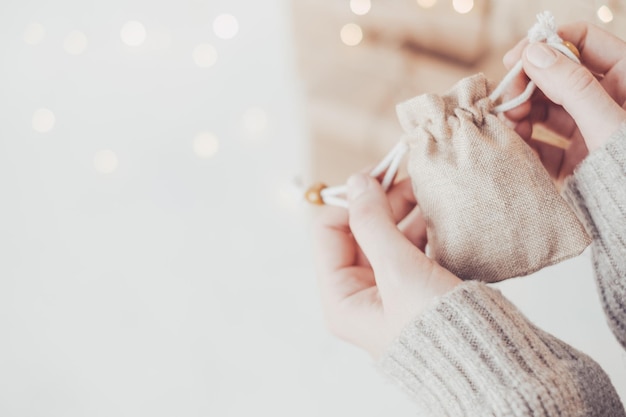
378;281;623;416
562;123;626;241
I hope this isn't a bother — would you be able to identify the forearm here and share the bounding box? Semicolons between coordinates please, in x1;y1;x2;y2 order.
378;282;625;416
563;123;626;349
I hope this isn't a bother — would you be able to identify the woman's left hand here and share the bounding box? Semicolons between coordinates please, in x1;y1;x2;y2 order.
313;173;461;359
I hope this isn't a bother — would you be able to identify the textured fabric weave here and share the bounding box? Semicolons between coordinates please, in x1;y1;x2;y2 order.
397;73;590;282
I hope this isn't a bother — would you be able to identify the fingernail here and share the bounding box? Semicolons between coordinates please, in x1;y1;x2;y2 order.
347;174;369;200
526;43;558;68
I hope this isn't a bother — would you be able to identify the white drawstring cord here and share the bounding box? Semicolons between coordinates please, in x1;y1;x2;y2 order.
309;11;580;208
490;11;581;113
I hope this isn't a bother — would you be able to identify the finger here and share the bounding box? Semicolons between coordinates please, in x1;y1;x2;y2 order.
558;22;626;76
526;100;571;136
313;206;354;275
523;42;626;151
503;22;626;76
385;177;417;224
398;207;428;253
514;118;533;142
503;38;528;69
339;175;417;270
502;72;532;122
346;174;427;289
350;175;417;269
313;208;379;307
313;164;379;273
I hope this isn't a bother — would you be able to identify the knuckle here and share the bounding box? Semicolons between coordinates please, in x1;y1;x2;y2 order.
566;65;596;100
311;207;347;234
349;202;379;230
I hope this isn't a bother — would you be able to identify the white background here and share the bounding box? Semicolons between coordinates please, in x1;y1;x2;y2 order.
0;0;624;416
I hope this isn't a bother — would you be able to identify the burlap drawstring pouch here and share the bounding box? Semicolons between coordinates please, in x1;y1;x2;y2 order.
395;73;590;282
306;12;591;283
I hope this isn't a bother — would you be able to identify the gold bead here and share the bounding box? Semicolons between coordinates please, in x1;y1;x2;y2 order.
305;182;327;205
562;40;581;60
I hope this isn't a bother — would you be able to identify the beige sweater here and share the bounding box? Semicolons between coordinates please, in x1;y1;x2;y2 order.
379;125;626;416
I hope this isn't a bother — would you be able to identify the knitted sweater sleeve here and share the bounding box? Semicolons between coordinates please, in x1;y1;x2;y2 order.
562;123;626;349
378;127;626;416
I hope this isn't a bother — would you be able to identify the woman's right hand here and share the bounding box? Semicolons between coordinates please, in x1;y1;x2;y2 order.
502;22;626;186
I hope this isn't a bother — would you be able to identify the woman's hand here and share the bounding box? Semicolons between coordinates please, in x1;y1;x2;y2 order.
313;174;460;359
503;22;626;186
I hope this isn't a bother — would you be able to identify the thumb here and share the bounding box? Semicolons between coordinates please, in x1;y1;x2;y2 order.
346;174;425;279
523;42;626;151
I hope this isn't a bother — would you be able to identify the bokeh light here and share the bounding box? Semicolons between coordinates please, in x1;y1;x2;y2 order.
597;5;614;23
32;108;56;133
452;0;474;14
193;132;220;158
23;23;45;45
213;14;239;40
193;44;218;68
120;21;147;46
417;0;438;8
340;23;363;46
350;0;372;15
64;31;88;55
93;150;119;174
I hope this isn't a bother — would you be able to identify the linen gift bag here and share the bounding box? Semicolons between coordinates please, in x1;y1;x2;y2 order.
396;73;591;282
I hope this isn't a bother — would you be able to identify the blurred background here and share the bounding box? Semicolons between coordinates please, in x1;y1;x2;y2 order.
0;0;625;415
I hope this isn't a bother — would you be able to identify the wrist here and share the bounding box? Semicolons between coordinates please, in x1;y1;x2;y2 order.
578;101;626;153
375;267;461;360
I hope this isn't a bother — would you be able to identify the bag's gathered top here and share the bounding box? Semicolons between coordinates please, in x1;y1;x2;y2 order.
306;11;591;283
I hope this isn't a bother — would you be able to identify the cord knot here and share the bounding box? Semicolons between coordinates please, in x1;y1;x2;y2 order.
528;11;563;45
